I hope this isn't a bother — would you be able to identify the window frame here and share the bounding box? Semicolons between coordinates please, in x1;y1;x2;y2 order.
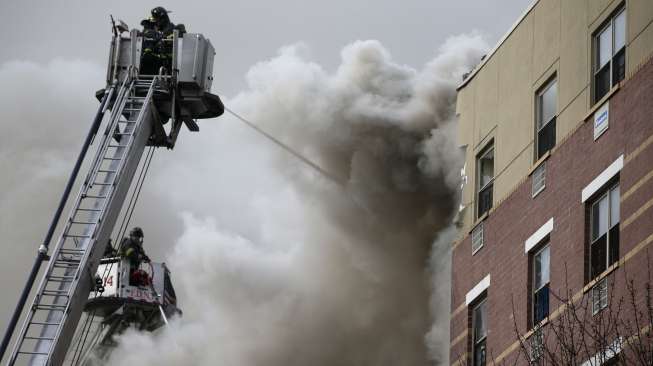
592;6;626;104
471;297;488;366
535;77;557;160
588;182;620;282
476;142;495;219
531;243;551;327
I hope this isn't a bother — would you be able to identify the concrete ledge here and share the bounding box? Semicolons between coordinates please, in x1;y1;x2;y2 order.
524;218;554;253
581;155;623;202
466;274;490;306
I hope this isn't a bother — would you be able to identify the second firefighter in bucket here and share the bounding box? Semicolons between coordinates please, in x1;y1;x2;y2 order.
119;227;152;287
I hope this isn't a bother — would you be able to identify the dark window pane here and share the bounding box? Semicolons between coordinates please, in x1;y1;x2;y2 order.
591;234;608;278
473;300;487;341
537;118;556;158
613;49;625;85
474;338;487;366
534;284;550;324
478;183;493;217
595;65;611;102
609;224;620;266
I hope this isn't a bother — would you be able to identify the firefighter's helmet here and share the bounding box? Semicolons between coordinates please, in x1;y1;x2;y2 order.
129;227;144;244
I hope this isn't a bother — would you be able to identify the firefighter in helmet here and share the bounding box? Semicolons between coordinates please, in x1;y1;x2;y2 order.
140;7;186;75
119;227;151;286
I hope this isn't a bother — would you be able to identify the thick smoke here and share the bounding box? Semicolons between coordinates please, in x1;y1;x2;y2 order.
0;59;103;334
0;34;487;366
106;34;487;366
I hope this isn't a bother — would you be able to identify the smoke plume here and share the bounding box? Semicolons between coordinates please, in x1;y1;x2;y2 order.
107;34;487;365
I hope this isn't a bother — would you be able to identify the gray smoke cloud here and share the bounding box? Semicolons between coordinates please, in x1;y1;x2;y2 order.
106;34;487;366
0;34;487;366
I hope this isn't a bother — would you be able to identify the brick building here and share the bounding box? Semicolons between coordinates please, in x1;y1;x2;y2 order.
450;1;653;365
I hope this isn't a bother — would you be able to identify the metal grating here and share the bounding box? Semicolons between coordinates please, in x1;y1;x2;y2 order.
472;223;484;255
530;327;544;362
592;278;608;315
532;162;546;197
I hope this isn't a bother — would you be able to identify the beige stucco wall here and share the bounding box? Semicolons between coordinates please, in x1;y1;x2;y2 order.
456;0;653;234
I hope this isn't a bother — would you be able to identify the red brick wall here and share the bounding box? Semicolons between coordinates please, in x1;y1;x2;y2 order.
450;56;653;364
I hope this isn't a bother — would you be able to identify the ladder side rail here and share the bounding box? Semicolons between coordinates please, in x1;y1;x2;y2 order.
85;70;134;188
89;77;158;218
85;76;135;191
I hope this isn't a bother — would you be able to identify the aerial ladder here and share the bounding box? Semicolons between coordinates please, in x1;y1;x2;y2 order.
0;17;223;366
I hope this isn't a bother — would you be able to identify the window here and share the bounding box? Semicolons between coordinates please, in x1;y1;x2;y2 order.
592;277;609;314
472;223;484;254
536;79;557;159
472;298;488;366
532;162;546;197
477;144;494;218
589;183;620;280
532;245;550;325
593;7;626;103
530;327;544;363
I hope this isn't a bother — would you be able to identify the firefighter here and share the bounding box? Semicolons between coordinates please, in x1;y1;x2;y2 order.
140;7;186;75
119;227;151;286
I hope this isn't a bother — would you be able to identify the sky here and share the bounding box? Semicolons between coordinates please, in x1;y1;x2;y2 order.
0;0;532;96
0;1;533;365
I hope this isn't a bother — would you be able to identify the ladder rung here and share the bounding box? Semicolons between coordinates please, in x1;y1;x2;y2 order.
40;293;69;299
97;169;118;173
18;351;49;355
83;194;108;199
63;234;92;238
90;182;113;186
29;321;61;326
46;279;73;283
47;275;76;280
24;336;55;341
122;108;142;111
54;256;81;261
42;290;70;296
102;157;123;161
35;304;67;311
59;249;85;254
76;208;102;212
108;144;128;148
113;132;133;136
71;220;98;225
52;262;79;269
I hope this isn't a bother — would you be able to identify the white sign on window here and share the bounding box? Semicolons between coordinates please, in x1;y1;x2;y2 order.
594;101;609;140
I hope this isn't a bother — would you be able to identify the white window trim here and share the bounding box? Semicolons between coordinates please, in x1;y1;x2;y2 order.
525;218;554;253
466;274;491;306
581;155;624;203
580;336;623;366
